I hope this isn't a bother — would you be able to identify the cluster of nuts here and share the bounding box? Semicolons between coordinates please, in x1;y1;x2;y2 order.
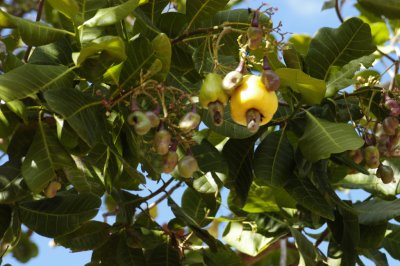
126;81;201;179
350;116;399;184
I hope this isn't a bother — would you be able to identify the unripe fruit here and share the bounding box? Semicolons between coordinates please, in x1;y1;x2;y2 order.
349;149;363;164
364;146;380;169
382;116;399;136
199;73;228;108
178;155;199;178
154;129;172;155
247;26;263;50
222;71;243;95
179;112;201;132
44;181;61;198
261;70;280;92
230;75;278;130
163;151;179;173
127;111;151;135
145;111;160;128
208;101;225;126
376;164;394;184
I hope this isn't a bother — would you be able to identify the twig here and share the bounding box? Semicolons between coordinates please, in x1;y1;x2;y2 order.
122;177;175;206
147;180;184;209
23;0;46;63
314;228;329;247
389;61;399;91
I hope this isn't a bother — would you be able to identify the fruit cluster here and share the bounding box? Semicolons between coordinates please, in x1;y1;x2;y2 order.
350;115;399;184
125;80;200;179
199;9;281;133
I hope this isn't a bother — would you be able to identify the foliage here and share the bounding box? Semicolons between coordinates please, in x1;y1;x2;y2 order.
0;0;399;265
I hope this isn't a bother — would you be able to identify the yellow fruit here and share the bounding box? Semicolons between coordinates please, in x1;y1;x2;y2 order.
229;75;278;127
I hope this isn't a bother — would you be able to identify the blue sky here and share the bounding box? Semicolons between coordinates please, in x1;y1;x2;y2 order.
2;0;395;265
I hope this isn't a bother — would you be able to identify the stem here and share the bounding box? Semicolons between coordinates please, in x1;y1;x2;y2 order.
147;181;183;210
314;229;329;247
389;61;399;91
279;239;287;266
122;177;175;206
23;0;46;63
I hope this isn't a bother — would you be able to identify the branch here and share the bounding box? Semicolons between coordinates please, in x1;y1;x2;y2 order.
122;177;175;206
314;228;329;247
147;180;183;209
23;0;46;63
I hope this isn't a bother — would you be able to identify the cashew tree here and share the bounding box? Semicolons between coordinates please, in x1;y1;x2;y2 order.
0;0;399;265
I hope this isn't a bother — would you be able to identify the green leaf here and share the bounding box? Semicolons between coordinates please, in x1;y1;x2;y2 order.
288;34;312;56
156;12;187;38
282;44;303;69
46;0;82;24
298;112;364;162
290;228;318;266
321;0;336;10
369;22;390;45
0;11;74;46
358;0;400;19
29;37;75;66
140;0;170;24
18;193;101;237
361;249;389;266
305;17;376;80
200;108;255;139
152;33;171;81
193;172;223;194
354;198;400;225
253;130;294;187
0;64;75;102
383;227;400;260
181;187;219;227
120;37;155;88
21;124;73;193
358;222;387;249
186;0;230;29
222;222;276;256
325;54;375;97
44;87;104;147
203;246;244;266
242;183;279;213
0;205;11;239
147;243;181;266
116;235;146;266
284;177;334;220
276;68;326;104
222;137;255;205
83;0;146;27
192;139;228;175
55;221;110;251
74;36;126;66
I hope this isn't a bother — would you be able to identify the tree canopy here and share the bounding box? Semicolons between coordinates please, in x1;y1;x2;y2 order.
0;0;399;265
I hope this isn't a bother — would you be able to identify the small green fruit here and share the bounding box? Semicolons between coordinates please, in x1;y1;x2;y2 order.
199;73;228;108
127;111;151;135
178;155;199;178
247;26;263;50
163;151;179;173
222;71;243;95
364;146;380;169
376;164;394;184
146;111;160;128
154;129;172;155
383;116;399;136
179;112;201;132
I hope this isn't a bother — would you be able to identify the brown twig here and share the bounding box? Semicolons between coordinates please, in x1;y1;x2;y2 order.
389;61;399;91
23;0;46;63
314;228;329;247
147;180;184;209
